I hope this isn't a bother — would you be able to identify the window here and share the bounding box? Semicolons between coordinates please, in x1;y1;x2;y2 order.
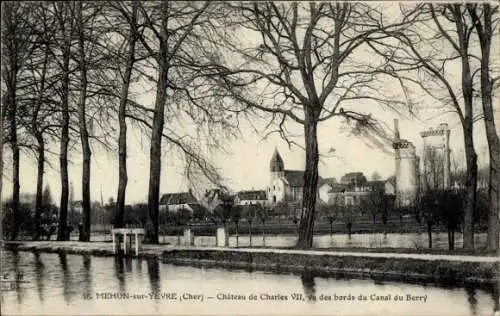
273;196;276;203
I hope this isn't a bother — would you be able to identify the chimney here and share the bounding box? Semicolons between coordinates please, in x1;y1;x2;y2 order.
393;119;400;141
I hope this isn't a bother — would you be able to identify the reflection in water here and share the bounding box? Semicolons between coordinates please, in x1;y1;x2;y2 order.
489;281;500;313
1;250;498;316
465;282;478;315
82;255;92;297
147;258;161;312
300;270;316;301
147;258;160;294
58;253;75;303
34;252;45;303
136;258;142;273
114;257;126;293
125;257;133;273
12;250;23;306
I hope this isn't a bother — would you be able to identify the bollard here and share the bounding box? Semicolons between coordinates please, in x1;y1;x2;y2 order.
216;227;228;247
183;228;194;246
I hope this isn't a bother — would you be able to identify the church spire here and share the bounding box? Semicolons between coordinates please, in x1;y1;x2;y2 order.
270;148;284;172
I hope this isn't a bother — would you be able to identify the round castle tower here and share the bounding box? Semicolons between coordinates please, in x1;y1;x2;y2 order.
393;119;420;208
420;123;451;190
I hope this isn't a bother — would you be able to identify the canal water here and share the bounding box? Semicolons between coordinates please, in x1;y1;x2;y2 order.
1;250;498;316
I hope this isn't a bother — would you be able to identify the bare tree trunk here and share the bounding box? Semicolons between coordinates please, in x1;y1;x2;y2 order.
457;10;477;250
482;61;500;252
33;45;49;241
470;4;500;252
297;113;320;249
33;138;44;240
448;227;455;250
146;0;169;244
76;1;92;242
4;2;21;240
115;1;137;229
57;3;71;241
8;78;20;241
427;221;432;249
462;123;478;250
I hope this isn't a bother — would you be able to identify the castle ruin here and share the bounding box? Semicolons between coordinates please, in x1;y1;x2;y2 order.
420;123;451;191
393;119;420;208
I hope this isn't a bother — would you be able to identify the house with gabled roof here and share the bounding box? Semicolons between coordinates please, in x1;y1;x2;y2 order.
159;189;205;214
235;190;268;206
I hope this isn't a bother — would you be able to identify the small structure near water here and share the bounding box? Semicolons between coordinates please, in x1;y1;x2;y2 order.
111;228;145;256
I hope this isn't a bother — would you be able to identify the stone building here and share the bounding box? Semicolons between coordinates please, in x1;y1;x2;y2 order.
393;119;420;208
420;123;451;191
319;175;394;207
267;149;307;204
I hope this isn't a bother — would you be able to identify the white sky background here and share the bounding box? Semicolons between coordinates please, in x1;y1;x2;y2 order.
2;2;499;204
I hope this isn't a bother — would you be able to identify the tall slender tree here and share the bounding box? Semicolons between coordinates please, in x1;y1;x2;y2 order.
53;1;74;241
109;1;139;229
75;1;93;241
2;2;36;240
134;1;211;244
467;3;500;252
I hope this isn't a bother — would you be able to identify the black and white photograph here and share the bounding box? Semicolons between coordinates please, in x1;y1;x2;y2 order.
1;1;499;315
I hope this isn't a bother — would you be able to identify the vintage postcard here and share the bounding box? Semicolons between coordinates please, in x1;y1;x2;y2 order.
1;1;499;316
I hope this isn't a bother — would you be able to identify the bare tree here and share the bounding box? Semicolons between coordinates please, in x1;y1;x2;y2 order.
2;2;36;240
467;3;500;252
203;2;407;248
369;4;481;249
127;1;221;244
70;2;118;241
75;1;92;241
105;1;140;229
52;1;74;241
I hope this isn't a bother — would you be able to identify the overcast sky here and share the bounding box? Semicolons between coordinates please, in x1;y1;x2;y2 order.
2;2;499;205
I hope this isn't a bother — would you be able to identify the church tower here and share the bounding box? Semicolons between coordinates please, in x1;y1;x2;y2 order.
270;148;284;179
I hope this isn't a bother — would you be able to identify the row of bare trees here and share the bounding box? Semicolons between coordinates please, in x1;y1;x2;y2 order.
2;2;498;251
1;1;238;243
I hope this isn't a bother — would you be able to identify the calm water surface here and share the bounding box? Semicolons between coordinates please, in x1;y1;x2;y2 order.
1;250;498;316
